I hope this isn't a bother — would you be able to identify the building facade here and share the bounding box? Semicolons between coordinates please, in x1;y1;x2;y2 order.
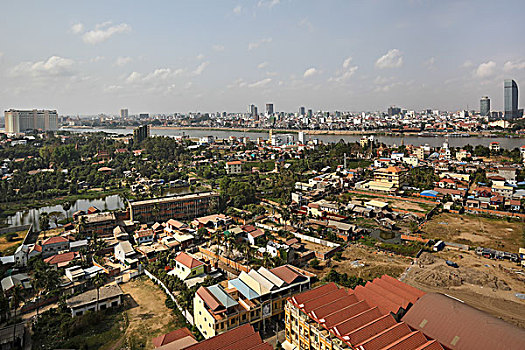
504;79;518;120
480;96;490;117
4;109;58;133
129;192;219;223
194;265;311;339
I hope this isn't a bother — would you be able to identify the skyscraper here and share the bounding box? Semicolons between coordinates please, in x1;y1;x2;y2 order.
299;106;306;116
120;108;129;119
265;103;274;115
249;104;258;117
480;96;490;117
4;109;58;133
504;79;518;120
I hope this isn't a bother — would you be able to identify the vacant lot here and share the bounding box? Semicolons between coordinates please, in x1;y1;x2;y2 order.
0;230;25;254
421;213;524;252
107;277;188;349
307;244;412;282
348;193;436;214
403;250;525;328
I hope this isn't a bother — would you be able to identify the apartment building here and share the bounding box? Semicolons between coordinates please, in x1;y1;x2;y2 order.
77;212;117;238
362;166;407;192
194;265;311;339
129;192;219;223
4;109;58;133
225;161;242;175
284;275;443;350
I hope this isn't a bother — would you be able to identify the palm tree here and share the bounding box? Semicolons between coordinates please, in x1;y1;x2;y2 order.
93;274;106;311
62;201;72;222
10;285;23;319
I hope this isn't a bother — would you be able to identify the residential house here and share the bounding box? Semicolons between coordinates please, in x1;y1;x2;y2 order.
225;161;242;175
134;228;155;244
44;251;80;269
1;273;32;293
169;252;206;281
242;225;266;245
41;236;70;258
66;283;123;317
114;241;139;267
194;265;310;339
152;327;197;349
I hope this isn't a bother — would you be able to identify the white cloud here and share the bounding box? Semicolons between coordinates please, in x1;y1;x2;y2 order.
475;61;496;78
257;62;269;69
126;71;142;83
79;22;131;44
303;67;318;78
233;5;242;15
462;60;473;68
424;57;436;69
258;0;280;8
12;56;75;77
212;45;225;52
91;56;105;63
249;78;272;88
503;60;525;71
126;67;183;84
298;18;314;32
330;57;358;82
71;23;84;34
248;37;272;50
115;56;132;66
375;49;403;69
192;61;209;76
196;54;205;60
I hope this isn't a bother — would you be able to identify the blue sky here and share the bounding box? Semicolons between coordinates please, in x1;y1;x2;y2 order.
0;0;524;115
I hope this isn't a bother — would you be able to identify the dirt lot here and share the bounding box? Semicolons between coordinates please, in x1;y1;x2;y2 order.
307;244;412;281
106;277;184;349
0;230;25;254
302;240;333;253
421;213;524;252
403;251;525;328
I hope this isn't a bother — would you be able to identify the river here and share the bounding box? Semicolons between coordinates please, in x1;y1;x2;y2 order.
61;127;525;149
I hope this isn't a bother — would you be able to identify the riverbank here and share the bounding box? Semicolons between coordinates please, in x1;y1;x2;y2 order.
64;125;525;138
0;188;128;218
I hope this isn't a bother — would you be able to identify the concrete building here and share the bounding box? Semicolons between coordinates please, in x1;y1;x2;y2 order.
120;108;128;118
4;109;58;133
129;192;219;223
66;283;123;316
225;161;242;175
284;275;442;350
265;103;274;115
169;252;205;281
194;265;311;339
480;96;490;117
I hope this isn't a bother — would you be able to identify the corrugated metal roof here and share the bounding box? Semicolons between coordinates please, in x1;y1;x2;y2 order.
228;278;260;300
207;285;238;309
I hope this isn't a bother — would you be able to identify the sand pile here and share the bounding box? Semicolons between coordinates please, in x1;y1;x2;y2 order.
409;253;510;290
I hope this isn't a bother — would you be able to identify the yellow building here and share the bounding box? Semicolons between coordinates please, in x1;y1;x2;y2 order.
284;275;441;350
194;265;311;339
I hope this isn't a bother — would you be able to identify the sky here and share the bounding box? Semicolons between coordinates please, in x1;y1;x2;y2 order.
0;0;524;115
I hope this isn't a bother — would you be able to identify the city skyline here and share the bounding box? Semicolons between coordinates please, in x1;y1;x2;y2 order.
0;1;524;115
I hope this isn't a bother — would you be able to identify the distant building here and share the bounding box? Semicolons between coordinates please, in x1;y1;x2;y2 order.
480;96;490;117
225;161;242;175
307;109;313;118
504;79;518;120
299;106;306;116
249;104;258;117
265;103;274;115
133;124;150;145
120;108;129;118
298;131;306;144
4;109;58;133
129;192;219;223
388;106;402;116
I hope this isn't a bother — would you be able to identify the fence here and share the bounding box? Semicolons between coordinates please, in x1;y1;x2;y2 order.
198;247;251;273
144;269;194;325
291;232;342;260
0;224;32;236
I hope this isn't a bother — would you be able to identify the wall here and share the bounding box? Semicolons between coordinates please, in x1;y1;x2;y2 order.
198;247;251;273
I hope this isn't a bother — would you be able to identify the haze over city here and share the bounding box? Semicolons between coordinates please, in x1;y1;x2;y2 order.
1;0;525;115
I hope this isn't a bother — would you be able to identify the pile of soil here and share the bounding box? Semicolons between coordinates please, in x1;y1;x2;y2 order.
409;253;510;290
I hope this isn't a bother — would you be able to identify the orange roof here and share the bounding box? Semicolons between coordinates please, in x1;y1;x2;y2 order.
175;252;204;269
44;251;78;265
42;236;68;245
152;327;195;347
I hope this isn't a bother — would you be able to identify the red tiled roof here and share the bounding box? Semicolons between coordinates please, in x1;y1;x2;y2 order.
290;282;338;306
269;265;303;285
345;314;398;345
322;300;373;328
358;323;411;350
152;327;195;347
44;251;78;265
309;293;359;320
183;324;271;350
175;252;204;269
196;286;224;312
42;236;68;245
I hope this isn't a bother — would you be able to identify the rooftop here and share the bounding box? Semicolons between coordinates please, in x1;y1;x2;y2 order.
66;283;123;309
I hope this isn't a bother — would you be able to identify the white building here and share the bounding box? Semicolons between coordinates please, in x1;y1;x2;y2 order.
4;109;58;133
225;161;242;174
66;283;123;316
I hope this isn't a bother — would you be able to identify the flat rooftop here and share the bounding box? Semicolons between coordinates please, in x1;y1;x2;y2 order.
129;192;218;207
